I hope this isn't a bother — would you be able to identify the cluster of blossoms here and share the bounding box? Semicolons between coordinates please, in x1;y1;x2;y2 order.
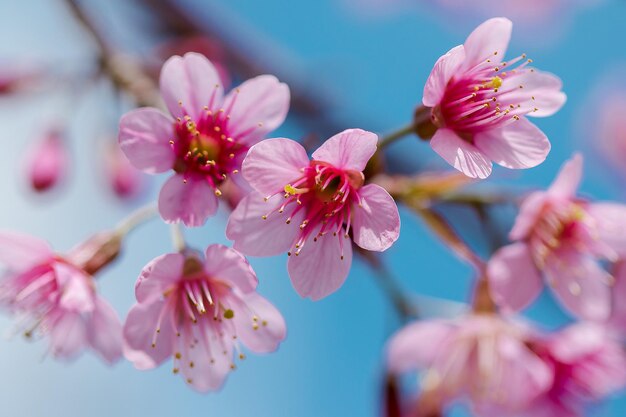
2;12;626;416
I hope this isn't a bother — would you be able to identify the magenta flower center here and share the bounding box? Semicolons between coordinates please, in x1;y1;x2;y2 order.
435;53;539;138
171;109;247;191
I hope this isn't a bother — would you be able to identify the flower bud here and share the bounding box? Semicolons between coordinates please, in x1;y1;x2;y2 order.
25;128;68;192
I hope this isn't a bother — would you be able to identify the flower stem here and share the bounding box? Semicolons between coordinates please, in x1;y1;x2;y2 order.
114;204;159;236
378;123;417;149
170;224;187;252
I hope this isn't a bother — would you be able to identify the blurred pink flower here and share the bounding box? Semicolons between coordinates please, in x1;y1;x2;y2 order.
25;128;68;192
226;129;401;300
0;232;123;363
524;323;626;417
104;141;146;200
387;314;552;415
487;154;626;320
119;52;290;226
423;18;565;178
593;94;626;178
123;244;286;392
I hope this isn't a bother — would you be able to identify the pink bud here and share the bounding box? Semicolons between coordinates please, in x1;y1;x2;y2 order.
26;129;68;192
104;142;145;199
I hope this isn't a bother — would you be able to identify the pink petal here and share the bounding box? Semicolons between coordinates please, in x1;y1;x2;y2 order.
587;202;626;258
222;75;290;145
203;245;258;293
430;128;493;179
509;191;548;241
487;243;543;312
386;320;452;373
49;311;87;360
423;45;466;107
545;254;611;321
55;263;95;313
87;297;123;364
474;118;550;169
241;138;310;196
230;292;286;353
503;71;566;118
123;300;174;370
287;227;353;300
226;192;304;257
176;322;232;392
547;153;583;199
463;17;513;69
351;184;400;251
548;322;605;363
159;52;223;120
135;253;184;304
118;108;176;174
158;174;218;227
611;262;626;328
312;129;378;172
0;231;53;271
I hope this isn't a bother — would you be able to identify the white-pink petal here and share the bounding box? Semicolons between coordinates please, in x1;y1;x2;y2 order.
423;45;466;107
312;129;378;172
509;191;548;241
430;128;493;179
159;52;223;120
231;292;286;353
0;231;53;271
49;311;87;360
462;17;512;70
547;153;583;199
204;245;258;293
222;75;290;145
87;297;123;364
123;300;174;370
351;184;400;252
387;320;452;373
135;253;184;304
505;71;566;118
158;174;218;227
474;118;550;169
287;227;353;300
242;138;309;196
55;263;95;313
587;202;626;258
118;108;176;174
487;243;543;312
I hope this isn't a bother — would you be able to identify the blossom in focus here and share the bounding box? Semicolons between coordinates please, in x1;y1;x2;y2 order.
422;17;566;178
226;129;401;300
123;244;286;392
487;154;626;320
25;128;68;192
387;314;552;415
104;141;146;200
523;323;626;417
119;52;290;226
0;231;123;363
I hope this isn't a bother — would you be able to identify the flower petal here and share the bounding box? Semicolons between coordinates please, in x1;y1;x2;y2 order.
204;245;258;293
351;184;400;252
0;231;53;271
123;300;174;370
463;17;512;69
287;227;353;300
312;129;378;172
158;174;218;227
545;254;611;321
503;71;566;118
509;191;548;241
547;153;583;199
226;192;304;257
135;253;184;304
587;202;626;258
487;243;543;312
49;311;87;360
118;108;176;174
230;292;286;353
222;75;290;145
242;138;309;196
387;320;452;373
430;128;493;179
55;263;95;313
423;45;466;107
87;297;123;364
474;118;550;169
159;52;223;120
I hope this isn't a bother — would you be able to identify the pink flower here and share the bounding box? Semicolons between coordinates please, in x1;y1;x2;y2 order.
423;17;566;178
487;154;626;320
387;314;552;415
0;232;123;363
104;141;146;200
123;244;286;392
523;323;626;417
119;52;290;226
25;128;68;192
226;129;401;300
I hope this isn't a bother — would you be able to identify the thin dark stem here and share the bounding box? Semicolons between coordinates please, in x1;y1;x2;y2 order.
378;123;417;149
372;262;419;321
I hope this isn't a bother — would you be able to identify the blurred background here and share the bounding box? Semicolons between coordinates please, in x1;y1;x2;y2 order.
0;0;625;416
